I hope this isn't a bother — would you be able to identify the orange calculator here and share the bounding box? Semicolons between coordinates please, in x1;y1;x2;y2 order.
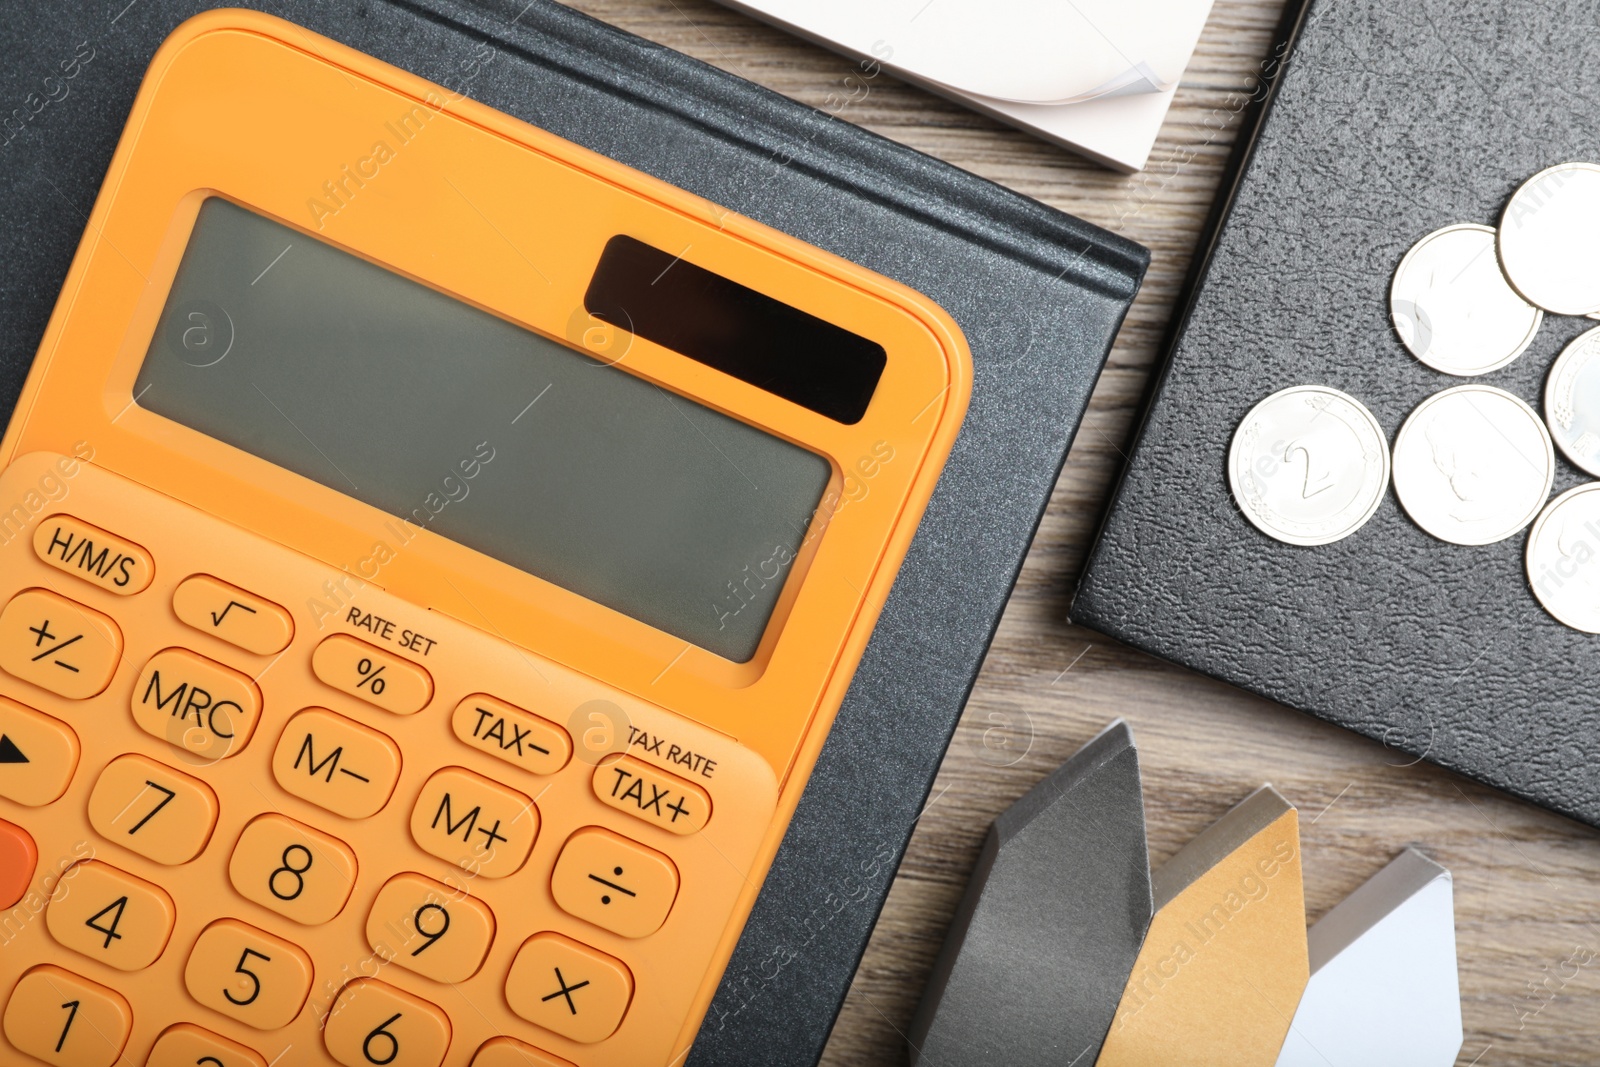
0;10;970;1067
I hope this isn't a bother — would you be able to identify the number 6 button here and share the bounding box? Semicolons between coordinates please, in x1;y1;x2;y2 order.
324;978;451;1067
184;919;313;1030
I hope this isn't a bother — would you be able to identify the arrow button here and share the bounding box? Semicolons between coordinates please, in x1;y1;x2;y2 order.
0;698;79;806
0;735;26;764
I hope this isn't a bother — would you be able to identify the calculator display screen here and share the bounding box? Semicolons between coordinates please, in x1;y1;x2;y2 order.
134;198;831;662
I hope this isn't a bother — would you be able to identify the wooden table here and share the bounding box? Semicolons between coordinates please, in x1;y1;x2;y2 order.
562;3;1600;1063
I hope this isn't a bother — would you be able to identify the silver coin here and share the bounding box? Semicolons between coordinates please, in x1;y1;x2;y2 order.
1527;483;1600;632
1498;162;1600;316
1228;386;1389;546
1544;326;1600;477
1391;385;1553;545
1390;224;1542;375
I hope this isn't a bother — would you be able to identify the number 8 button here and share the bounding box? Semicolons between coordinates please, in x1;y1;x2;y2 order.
227;813;357;924
324;978;451;1067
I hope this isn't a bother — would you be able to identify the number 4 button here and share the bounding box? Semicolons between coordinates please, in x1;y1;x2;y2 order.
323;978;451;1067
44;860;176;971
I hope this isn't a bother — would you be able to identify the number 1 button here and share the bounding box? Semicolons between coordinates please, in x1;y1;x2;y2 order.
3;965;132;1067
183;919;313;1030
324;978;451;1067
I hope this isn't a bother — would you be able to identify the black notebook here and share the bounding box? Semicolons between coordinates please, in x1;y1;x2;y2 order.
0;2;1147;1062
1075;0;1600;827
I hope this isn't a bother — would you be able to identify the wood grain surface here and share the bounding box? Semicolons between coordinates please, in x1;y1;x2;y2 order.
558;2;1600;1063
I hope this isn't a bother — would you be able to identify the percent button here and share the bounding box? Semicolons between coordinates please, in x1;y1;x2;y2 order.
312;635;432;716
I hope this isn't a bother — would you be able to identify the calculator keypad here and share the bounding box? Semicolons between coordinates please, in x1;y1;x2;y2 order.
0;588;123;699
45;860;176;971
183;919;313;1030
86;754;219;865
0;697;79;807
0;455;781;1067
228;814;358;925
4;964;133;1067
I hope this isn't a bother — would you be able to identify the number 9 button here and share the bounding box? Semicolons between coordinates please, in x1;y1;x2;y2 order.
364;873;496;983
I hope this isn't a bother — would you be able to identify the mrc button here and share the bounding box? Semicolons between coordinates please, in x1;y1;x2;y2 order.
33;515;154;596
591;755;711;835
132;648;262;761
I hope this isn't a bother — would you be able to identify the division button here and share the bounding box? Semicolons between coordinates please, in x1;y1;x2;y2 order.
0;587;123;699
408;767;537;879
591;755;712;835
173;575;294;655
0;817;38;909
3;964;133;1067
450;694;572;776
270;708;401;819
313;634;433;715
87;754;219;865
0;696;79;807
131;647;263;761
550;827;679;938
33;515;155;595
505;932;634;1044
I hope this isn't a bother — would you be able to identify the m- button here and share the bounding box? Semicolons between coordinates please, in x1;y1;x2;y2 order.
592;755;711;835
0;588;123;699
270;708;401;819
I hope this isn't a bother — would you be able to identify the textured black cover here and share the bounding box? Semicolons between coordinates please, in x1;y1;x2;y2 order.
907;721;1153;1067
0;2;1146;1063
1074;0;1600;826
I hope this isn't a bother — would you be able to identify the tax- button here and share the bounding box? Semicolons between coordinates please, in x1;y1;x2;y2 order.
132;648;263;761
593;755;711;835
173;575;293;655
271;708;401;819
4;964;132;1067
452;694;571;775
551;827;680;938
148;1023;268;1067
324;978;451;1067
0;588;122;699
313;634;432;715
0;697;79;806
46;859;176;971
0;817;37;909
409;767;537;879
505;932;633;1044
33;515;154;595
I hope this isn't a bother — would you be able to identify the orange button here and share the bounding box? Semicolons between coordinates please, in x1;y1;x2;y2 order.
0;588;123;699
313;634;433;715
366;873;496;983
46;860;177;971
271;708;402;819
183;918;313;1031
0;696;79;807
451;694;571;776
409;767;537;879
0;817;37;909
148;1023;268;1067
3;964;133;1067
131;647;263;761
472;1036;576;1067
33;515;154;595
173;575;293;655
87;754;219;865
228;814;357;925
323;978;451;1067
505;932;633;1044
551;827;679;938
592;755;711;835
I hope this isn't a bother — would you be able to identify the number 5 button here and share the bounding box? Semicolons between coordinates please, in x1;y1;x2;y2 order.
324;979;451;1067
184;919;313;1030
87;755;219;865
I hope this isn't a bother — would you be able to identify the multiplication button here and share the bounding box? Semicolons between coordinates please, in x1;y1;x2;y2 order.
505;932;633;1044
0;588;123;699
